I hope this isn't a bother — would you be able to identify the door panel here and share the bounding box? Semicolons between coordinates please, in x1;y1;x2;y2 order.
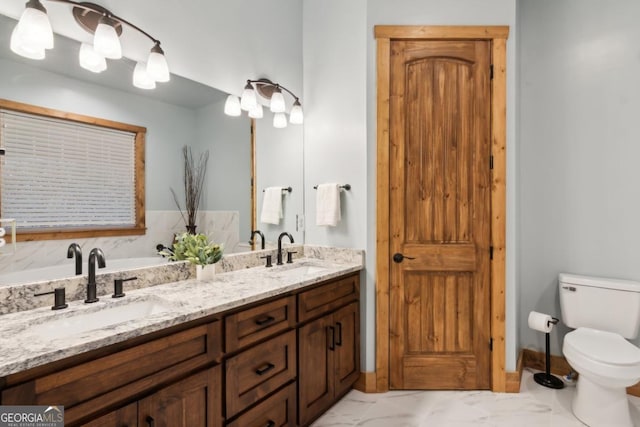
389;40;491;390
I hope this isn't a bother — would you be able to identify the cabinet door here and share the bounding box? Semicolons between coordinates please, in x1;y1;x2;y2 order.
298;314;335;426
138;366;222;427
80;403;137;427
333;302;360;397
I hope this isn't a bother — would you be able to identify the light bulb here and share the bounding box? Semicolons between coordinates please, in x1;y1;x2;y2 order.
79;43;107;73
270;87;286;113
133;61;156;89
146;43;170;83
224;95;241;117
94;15;122;59
10;26;44;60
273;112;287;128
10;0;53;59
240;82;257;111
248;103;263;119
289;100;304;124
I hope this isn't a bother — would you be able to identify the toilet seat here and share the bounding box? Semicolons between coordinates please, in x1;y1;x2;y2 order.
565;327;640;366
564;328;640;386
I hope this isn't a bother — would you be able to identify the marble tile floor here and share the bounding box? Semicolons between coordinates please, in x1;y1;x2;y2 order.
312;369;640;427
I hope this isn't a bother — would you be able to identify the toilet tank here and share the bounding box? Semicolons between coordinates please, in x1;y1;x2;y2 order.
559;273;640;339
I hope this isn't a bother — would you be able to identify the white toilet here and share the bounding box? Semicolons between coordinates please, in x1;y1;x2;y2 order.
559;273;640;427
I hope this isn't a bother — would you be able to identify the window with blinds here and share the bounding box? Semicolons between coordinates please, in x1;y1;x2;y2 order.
0;99;146;241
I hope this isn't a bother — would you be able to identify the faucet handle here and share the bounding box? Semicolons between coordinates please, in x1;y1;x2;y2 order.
113;276;137;298
35;288;68;310
286;251;297;264
260;255;273;268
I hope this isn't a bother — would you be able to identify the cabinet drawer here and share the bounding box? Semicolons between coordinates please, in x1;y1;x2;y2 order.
226;383;296;427
298;273;359;322
2;321;222;413
225;330;296;418
225;296;295;353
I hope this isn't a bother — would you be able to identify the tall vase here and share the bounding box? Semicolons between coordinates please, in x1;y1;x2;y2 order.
186;224;197;234
196;264;215;280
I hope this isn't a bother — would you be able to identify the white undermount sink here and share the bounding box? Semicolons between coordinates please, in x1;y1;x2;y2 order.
30;297;174;341
274;264;329;277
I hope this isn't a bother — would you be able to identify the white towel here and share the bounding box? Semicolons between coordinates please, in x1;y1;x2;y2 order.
260;187;283;225
316;183;341;226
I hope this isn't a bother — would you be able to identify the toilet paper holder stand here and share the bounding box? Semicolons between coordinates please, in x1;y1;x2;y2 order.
534;317;564;389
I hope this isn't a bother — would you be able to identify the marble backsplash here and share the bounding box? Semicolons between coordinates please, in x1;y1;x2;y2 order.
0;244;364;315
0;210;242;275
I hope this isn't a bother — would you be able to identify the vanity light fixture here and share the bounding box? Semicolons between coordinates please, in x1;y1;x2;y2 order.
9;0;170;89
225;78;303;128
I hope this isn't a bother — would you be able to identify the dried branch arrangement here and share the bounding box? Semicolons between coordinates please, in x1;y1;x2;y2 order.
171;146;209;233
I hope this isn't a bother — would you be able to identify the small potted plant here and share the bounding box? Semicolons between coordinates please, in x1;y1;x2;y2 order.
162;232;223;280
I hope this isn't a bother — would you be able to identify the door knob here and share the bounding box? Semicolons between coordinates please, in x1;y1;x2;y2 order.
393;253;415;263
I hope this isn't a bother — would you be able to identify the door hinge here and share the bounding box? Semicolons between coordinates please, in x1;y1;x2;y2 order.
490;155;494;169
490;64;494;80
489;337;493;351
490;246;494;260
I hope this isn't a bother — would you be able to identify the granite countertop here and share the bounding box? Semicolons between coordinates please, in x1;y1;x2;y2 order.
0;257;363;377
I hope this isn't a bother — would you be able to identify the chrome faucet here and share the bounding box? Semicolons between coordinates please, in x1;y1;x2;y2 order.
276;232;294;265
85;248;106;303
250;229;266;250
67;243;82;275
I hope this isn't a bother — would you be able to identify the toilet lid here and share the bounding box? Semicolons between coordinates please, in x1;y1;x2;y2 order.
566;328;640;366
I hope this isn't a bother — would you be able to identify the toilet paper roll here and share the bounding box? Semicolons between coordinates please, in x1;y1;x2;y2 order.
528;311;554;333
0;227;5;237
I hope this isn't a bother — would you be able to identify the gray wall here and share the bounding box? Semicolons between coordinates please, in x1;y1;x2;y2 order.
518;0;640;355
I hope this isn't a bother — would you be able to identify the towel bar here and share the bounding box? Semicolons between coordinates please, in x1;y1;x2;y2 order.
262;187;292;193
313;184;351;190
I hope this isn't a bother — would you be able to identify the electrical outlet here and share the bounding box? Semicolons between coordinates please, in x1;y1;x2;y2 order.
296;214;305;231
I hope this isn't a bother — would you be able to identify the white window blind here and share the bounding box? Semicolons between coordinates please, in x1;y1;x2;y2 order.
0;109;136;229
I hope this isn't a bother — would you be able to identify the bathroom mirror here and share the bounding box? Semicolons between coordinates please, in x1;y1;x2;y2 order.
0;12;304;279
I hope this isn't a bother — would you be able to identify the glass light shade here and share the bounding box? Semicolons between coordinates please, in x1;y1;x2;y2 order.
10;26;45;60
10;2;53;59
94;17;122;59
146;46;170;83
79;43;107;73
224;95;242;117
270;89;286;113
273;112;287;128
133;61;156;89
248;103;263;119
289;102;304;124
240;84;257;111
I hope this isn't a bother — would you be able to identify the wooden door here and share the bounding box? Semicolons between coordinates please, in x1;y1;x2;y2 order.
298;314;334;426
138;366;222;427
389;40;492;390
333;302;360;397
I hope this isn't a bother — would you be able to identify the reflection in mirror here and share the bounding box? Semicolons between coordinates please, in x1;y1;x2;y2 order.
0;12;303;283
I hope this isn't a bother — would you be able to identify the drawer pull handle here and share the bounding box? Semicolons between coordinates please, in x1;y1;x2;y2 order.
255;315;276;326
146;416;155;427
336;322;343;346
255;362;275;375
266;421;276;427
328;326;336;351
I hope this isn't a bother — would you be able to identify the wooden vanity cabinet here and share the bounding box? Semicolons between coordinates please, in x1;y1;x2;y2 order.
0;271;361;427
298;275;360;426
